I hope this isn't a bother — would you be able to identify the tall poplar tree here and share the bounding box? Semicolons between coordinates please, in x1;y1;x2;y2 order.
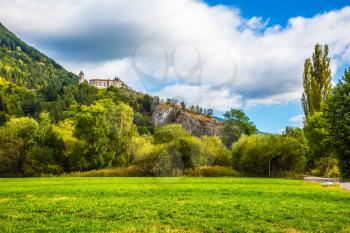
301;44;332;117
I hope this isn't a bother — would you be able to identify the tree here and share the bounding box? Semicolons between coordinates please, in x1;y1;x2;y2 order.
73;82;98;105
180;101;186;111
301;44;333;173
171;136;204;169
74;99;136;169
220;108;257;147
23;112;66;176
303;112;330;169
0;117;38;176
195;105;200;114
324;68;350;177
206;108;214;117
283;127;309;157
301;44;332;117
189;105;195;113
0;113;65;176
142;94;152;113
201;136;231;166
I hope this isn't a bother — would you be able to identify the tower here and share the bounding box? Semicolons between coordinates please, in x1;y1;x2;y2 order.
79;70;85;84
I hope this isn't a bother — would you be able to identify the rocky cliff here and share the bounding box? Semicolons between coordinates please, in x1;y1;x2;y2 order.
152;104;222;137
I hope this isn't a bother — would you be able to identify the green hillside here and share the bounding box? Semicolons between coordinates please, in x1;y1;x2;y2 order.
0;23;77;89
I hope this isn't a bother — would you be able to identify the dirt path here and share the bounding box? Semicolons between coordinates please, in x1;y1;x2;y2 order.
304;176;350;191
340;182;350;191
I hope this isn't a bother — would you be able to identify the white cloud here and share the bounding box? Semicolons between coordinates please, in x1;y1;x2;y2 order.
289;114;305;127
0;0;350;111
155;84;243;111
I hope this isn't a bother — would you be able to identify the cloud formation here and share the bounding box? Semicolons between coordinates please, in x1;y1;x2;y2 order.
0;0;350;111
289;114;305;128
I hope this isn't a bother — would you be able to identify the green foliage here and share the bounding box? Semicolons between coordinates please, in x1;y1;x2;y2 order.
171;136;205;169
0;77;37;117
134;124;235;176
300;44;340;177
221;108;257;147
201;136;231;166
232;134;306;176
133;112;154;135
324;68;350;177
303;112;331;169
310;157;340;178
135;124;210;175
72;81;99;105
302;43;332;117
0;23;77;89
74;99;136;169
0;113;65;176
154;124;191;144
135;144;175;176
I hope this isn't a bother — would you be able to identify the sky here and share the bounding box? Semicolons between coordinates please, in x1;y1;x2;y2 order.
0;0;350;132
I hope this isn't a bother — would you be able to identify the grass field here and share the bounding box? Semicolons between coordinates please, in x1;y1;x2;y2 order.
0;178;349;233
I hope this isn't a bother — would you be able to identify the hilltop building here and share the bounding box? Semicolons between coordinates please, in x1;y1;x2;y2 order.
78;71;124;89
79;71;85;84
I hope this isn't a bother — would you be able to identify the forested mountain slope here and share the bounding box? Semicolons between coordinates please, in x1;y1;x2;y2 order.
0;23;77;89
0;22;218;135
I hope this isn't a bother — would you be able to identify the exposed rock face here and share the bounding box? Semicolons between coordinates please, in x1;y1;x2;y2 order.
152;104;222;137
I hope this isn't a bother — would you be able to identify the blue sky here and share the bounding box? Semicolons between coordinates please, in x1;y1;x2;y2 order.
205;0;350;132
206;0;350;26
0;0;350;133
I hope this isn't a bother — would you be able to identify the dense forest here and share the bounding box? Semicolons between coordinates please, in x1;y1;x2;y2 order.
0;23;349;178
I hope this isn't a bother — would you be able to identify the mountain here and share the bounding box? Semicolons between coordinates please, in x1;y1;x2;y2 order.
0;23;77;89
153;104;222;137
213;116;224;122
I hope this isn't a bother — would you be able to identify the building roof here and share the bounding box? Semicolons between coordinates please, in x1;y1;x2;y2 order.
89;78;109;81
79;70;84;75
89;78;124;82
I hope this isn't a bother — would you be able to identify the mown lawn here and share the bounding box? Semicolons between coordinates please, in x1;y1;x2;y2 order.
0;177;349;233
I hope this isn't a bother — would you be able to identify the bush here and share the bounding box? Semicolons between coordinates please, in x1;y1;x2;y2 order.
187;166;239;177
134;133;209;176
65;166;143;177
154;124;190;144
171;136;205;169
135;144;175;176
201;136;231;166
310;157;340;178
232;134;307;177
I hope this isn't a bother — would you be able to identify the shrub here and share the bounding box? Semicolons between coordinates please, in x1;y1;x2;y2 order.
134;134;208;176
154;124;190;144
312;157;340;178
201;136;231;166
232;134;306;177
187;166;239;177
65;166;143;177
135;144;175;176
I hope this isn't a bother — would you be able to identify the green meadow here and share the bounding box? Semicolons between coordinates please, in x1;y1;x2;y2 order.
0;178;349;233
